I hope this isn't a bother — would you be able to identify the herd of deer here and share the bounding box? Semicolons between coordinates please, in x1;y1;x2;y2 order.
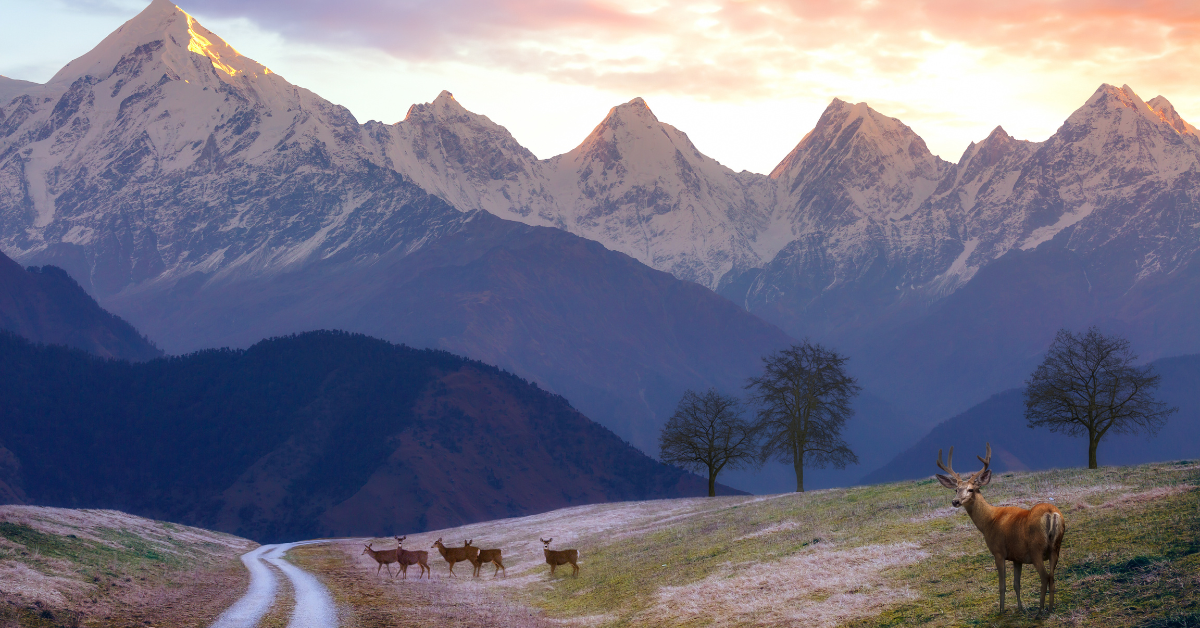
360;442;1064;617
362;536;579;580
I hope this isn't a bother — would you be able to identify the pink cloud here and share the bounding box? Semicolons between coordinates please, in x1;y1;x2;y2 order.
120;0;1200;101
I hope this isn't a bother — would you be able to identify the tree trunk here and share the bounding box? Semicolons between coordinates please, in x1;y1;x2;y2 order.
707;469;716;497
794;455;805;493
1088;432;1099;469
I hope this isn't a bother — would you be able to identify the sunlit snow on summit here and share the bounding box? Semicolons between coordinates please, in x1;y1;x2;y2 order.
2;0;1199;174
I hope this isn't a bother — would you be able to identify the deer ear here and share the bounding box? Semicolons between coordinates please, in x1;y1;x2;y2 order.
976;469;992;486
935;474;958;489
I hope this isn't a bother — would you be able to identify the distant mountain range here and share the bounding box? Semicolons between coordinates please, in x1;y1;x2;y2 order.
2;0;1198;490
0;0;795;470
0;248;160;360
0;330;738;542
863;354;1200;484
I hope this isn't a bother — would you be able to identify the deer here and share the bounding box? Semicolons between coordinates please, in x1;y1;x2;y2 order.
465;540;506;578
540;538;579;577
935;443;1066;615
361;542;400;577
393;536;430;580
463;539;480;565
431;537;470;577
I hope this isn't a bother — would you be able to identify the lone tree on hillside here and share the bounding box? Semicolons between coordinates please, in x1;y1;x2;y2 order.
659;389;759;497
1024;327;1177;469
746;341;860;492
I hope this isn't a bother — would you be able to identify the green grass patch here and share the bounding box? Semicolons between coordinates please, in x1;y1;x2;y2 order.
521;463;1199;627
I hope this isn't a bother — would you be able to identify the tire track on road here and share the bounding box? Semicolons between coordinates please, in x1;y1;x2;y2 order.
209;541;337;628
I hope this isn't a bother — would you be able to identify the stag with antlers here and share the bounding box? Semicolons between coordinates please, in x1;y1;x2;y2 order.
935;443;1066;615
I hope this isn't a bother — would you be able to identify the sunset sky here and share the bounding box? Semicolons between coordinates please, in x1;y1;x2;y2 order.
2;0;1198;174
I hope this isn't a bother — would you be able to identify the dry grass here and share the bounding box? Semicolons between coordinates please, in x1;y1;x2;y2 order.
652;542;928;627
0;506;254;628
286;540;551;627
311;460;1196;628
3;461;1194;628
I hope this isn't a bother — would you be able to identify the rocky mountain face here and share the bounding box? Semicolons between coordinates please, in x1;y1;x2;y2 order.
373;92;775;289
0;331;739;542
0;1;794;474
4;0;1198;482
0;249;160;360
379;83;1200;421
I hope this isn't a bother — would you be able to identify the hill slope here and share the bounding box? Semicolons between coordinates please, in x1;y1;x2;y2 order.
863;353;1200;484
294;461;1199;628
0;330;739;542
0;249;160;360
0;505;253;627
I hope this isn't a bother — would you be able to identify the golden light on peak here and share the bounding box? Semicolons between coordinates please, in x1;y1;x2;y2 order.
185;14;242;77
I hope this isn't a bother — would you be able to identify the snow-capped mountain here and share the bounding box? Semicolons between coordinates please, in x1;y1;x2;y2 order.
0;1;795;476
5;0;1200;460
385;83;1200;339
370;93;774;288
382;81;1200;422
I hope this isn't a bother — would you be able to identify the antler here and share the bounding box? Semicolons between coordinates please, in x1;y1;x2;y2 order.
977;442;992;470
966;442;992;481
936;447;960;480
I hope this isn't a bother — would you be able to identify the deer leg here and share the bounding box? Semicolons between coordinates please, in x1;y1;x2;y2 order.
995;555;1006;613
1047;549;1059;611
376;563;383;575
572;561;579;577
550;563;556;575
1013;562;1023;612
1032;554;1050;614
449;560;457;577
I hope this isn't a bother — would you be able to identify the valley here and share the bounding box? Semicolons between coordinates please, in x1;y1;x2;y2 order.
2;1;1198;626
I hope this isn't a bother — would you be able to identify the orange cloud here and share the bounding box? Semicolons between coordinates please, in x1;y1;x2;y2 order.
159;0;1199;103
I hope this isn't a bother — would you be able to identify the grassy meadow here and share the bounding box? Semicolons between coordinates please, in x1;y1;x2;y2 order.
0;507;254;627
0;461;1193;627
310;460;1198;628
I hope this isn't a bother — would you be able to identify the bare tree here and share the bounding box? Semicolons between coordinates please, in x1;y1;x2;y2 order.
1024;327;1177;469
659;389;759;496
746;341;860;492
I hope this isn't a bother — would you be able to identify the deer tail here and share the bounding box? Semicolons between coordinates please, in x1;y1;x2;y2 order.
1042;511;1062;544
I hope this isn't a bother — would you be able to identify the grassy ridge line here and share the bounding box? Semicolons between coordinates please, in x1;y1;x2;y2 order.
309;461;1196;627
0;506;255;627
531;461;1198;628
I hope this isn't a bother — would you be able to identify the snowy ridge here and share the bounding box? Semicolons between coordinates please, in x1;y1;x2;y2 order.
2;4;1199;318
385;83;1200;313
0;0;451;296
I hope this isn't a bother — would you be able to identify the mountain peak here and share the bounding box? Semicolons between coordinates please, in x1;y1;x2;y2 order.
48;0;270;87
958;125;1026;168
608;96;659;123
403;89;471;122
770;96;945;182
986;125;1012;141
1147;95;1199;137
1086;83;1150;112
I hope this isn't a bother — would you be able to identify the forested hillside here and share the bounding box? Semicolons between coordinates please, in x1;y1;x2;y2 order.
0;331;733;542
0;250;160;361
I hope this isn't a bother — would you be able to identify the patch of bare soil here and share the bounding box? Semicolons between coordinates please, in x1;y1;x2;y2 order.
289;540;551;628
